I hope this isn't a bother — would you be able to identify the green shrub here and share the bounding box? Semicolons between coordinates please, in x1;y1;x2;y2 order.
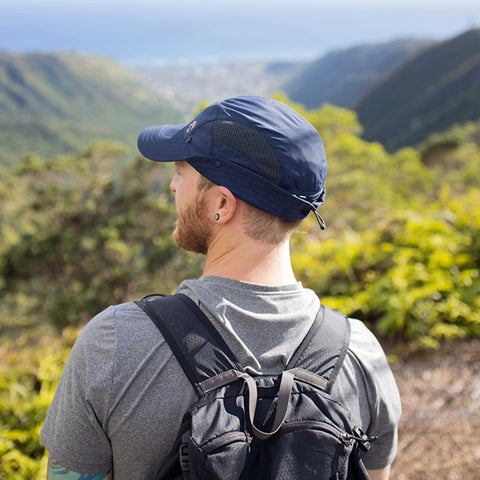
293;187;480;350
0;330;76;479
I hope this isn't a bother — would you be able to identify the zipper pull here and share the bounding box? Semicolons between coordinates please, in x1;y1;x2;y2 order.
350;426;378;452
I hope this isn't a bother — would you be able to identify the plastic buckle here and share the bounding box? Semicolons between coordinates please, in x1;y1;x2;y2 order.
352;426;378;452
179;443;190;472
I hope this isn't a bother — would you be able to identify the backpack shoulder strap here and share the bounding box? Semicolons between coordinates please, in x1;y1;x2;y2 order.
137;295;350;395
135;293;244;395
286;305;351;393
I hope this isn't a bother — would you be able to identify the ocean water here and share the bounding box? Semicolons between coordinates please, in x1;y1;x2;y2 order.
0;0;477;67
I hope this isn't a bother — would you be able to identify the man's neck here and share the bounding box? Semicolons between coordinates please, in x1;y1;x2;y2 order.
202;239;297;286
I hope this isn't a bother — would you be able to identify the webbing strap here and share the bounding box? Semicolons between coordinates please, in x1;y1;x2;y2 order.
136;293;349;401
201;369;295;440
247;371;295;440
135;294;243;392
287;305;350;393
288;367;328;390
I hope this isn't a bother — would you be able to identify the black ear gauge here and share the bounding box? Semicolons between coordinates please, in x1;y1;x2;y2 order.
214;213;220;221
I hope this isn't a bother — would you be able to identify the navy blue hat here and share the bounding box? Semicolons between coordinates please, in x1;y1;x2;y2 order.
137;96;327;221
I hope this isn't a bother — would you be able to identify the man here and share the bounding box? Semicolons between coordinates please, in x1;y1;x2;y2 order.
41;96;401;479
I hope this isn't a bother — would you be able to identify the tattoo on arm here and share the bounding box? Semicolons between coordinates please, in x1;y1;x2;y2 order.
47;454;112;480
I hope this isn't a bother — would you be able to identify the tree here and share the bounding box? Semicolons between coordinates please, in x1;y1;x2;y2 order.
0;142;203;330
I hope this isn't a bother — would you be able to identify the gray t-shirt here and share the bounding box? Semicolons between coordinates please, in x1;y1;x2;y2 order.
41;276;401;478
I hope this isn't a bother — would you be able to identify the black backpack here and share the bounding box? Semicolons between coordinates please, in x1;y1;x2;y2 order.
135;293;376;480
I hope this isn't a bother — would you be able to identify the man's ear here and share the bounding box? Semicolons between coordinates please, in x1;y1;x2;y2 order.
213;186;237;223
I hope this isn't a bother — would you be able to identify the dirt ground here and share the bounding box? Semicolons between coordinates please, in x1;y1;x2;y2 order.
388;338;480;479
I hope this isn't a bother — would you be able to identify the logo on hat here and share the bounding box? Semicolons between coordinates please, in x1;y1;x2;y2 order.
186;121;196;134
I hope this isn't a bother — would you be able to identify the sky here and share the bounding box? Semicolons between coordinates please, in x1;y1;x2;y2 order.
0;0;478;67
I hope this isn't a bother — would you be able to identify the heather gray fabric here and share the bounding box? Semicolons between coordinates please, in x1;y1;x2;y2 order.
41;276;401;478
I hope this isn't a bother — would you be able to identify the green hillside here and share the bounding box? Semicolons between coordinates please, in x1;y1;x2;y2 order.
1;99;479;477
0;52;182;164
355;29;480;151
283;38;433;110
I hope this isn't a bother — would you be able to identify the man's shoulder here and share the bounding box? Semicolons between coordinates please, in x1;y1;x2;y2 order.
77;301;156;349
319;308;387;364
342;317;396;384
344;317;401;409
87;301;148;326
347;317;387;358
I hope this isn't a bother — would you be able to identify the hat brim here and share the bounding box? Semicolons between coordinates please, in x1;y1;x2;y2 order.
137;124;189;162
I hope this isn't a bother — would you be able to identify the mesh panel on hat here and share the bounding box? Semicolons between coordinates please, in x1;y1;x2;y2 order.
213;119;282;186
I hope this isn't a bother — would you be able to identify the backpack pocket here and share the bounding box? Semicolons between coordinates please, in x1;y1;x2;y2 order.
189;430;250;480
245;420;354;480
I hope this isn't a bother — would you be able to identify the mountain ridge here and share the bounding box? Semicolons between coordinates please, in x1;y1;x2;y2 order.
0;51;181;164
2;30;479;161
355;29;480;151
282;38;435;110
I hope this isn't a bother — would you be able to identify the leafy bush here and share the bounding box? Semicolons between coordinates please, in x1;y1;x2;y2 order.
0;142;202;331
0;329;76;478
293;187;480;350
